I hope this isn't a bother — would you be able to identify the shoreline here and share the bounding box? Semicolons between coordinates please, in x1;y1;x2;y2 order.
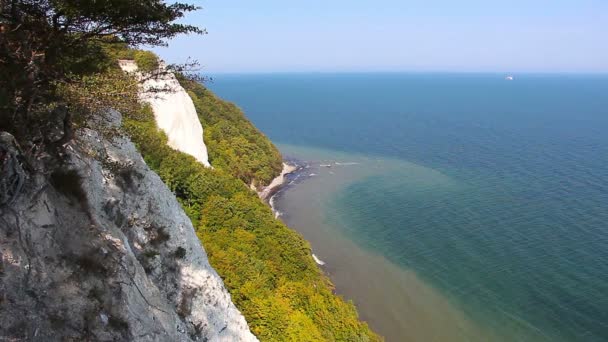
267;161;331;266
257;162;298;201
262;161;329;264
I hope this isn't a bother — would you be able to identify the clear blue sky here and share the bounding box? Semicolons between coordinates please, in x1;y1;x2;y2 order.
153;0;608;73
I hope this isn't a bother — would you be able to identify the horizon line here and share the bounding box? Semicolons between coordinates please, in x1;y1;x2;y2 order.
203;70;608;76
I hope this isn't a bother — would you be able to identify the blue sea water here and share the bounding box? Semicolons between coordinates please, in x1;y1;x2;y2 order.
210;73;608;341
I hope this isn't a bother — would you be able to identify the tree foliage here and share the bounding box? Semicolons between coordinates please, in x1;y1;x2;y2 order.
0;0;202;143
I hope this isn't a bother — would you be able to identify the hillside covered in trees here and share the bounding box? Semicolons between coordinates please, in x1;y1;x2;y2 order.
124;72;381;341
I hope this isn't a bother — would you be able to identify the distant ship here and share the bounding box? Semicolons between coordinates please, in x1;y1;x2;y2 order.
505;75;514;81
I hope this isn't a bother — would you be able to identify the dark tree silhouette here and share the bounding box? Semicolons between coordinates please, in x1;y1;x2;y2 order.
0;0;202;141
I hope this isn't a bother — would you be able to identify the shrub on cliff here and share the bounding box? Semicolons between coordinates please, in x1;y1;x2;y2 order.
133;50;160;72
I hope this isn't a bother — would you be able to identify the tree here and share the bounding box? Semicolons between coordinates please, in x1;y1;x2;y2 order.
0;0;203;144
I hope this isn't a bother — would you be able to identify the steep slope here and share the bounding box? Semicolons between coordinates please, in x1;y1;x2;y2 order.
0;111;255;341
119;59;211;167
180;77;283;187
125;80;383;341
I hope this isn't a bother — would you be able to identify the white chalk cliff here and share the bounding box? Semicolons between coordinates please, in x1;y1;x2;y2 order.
0;111;257;341
119;60;210;167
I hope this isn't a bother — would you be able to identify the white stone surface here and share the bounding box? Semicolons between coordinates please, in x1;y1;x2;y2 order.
119;60;210;167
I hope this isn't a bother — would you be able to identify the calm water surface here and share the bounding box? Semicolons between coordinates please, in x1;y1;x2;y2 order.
210;73;608;341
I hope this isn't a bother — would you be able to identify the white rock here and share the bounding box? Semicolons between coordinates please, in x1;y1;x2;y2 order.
119;59;210;167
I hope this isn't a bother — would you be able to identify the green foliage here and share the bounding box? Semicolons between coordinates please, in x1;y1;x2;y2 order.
123;98;382;341
101;41;136;60
133;50;160;72
1;0;202;142
179;77;283;187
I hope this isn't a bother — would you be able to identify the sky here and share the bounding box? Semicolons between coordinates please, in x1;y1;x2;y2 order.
153;0;608;73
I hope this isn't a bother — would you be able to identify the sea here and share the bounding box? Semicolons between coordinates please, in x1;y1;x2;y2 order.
209;73;608;342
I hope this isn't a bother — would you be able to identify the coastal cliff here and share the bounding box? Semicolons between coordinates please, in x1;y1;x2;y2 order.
141;75;382;341
0;0;381;335
0;52;381;341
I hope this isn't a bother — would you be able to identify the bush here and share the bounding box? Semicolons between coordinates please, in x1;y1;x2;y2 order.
134;50;160;72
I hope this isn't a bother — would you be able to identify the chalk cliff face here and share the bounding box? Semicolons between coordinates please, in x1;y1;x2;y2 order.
0;111;256;341
119;60;210;167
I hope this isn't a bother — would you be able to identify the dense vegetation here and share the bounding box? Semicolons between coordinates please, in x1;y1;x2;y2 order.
133;50;160;72
123;85;381;342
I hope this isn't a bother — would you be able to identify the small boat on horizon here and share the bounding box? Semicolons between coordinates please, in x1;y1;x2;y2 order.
505;75;514;81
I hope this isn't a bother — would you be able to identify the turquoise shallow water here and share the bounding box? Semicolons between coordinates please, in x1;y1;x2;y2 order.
210;73;608;341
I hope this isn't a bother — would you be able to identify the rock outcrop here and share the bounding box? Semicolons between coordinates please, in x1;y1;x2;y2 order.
0;111;257;341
